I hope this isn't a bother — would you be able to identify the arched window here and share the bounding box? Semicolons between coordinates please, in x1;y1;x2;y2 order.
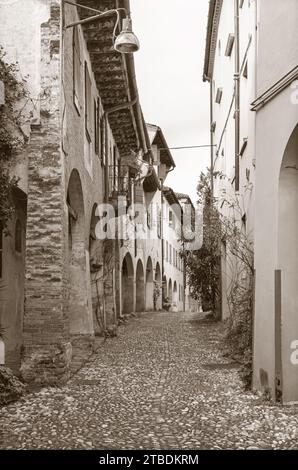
15;219;22;253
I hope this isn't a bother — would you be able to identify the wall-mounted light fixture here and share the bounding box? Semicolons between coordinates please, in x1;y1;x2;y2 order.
63;0;140;54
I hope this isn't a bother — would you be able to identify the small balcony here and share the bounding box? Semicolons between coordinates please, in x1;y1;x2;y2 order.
108;164;137;201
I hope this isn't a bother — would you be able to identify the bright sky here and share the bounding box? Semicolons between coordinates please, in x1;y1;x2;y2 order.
131;0;210;205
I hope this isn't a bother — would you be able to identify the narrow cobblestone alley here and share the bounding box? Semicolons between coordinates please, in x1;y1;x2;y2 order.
1;311;298;450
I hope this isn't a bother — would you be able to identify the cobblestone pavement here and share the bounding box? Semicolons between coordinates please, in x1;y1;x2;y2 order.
1;311;298;450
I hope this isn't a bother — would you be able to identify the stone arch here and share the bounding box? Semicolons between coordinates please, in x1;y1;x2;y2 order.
277;123;298;403
173;281;178;311
162;274;167;302
67;169;93;335
168;278;173;304
135;259;145;312
122;253;134;314
155;262;162;310
145;257;154;311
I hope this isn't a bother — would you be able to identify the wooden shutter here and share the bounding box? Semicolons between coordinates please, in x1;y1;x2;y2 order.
73;27;81;113
85;62;92;140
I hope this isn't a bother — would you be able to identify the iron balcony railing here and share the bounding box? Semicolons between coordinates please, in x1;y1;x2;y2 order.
108;164;137;199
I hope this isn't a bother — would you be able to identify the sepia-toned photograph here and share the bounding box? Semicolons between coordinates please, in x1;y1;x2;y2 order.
0;0;297;462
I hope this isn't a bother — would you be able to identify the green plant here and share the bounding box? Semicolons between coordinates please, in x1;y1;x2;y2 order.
183;169;254;388
0;46;27;232
182;171;221;314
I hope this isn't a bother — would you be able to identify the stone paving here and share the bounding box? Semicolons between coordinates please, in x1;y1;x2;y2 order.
0;311;298;450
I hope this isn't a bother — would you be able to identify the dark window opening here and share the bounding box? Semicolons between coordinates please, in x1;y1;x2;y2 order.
15;219;22;253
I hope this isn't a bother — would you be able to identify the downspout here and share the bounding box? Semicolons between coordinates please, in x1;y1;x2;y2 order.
121;0;151;158
125;53;148;155
210;80;214;198
160;178;164;301
161;164;175;302
102;97;137;325
103;97;137;202
234;0;240;192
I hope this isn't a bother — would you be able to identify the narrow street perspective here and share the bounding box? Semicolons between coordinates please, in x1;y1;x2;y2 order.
0;0;298;460
1;310;298;450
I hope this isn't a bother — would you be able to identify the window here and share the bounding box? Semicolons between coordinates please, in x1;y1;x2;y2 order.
215;88;223;104
225;34;235;57
169;210;173;227
85;62;92;141
243;61;248;79
73;27;82;114
157;205;161;238
94;98;99;155
241;213;247;234
15;219;22;253
169;245;172;264
100;115;105;163
240;138;248;157
147;203;153;229
0;222;3;278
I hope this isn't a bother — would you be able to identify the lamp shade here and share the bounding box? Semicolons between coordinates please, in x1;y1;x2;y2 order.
114;18;140;53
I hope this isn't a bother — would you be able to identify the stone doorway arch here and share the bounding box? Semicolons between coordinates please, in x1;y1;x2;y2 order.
277;123;298;403
67;169;93;336
136;259;145;312
122;253;134;314
155;262;162;310
145;257;154;311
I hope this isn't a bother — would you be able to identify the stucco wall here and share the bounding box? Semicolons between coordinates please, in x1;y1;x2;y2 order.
257;0;298;95
253;87;298;402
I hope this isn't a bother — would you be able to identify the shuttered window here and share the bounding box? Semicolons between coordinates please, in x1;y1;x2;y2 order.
73;27;82;114
94;98;100;155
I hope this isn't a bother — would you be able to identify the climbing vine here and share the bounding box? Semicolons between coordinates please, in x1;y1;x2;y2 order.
0;47;27;233
183;169;254;388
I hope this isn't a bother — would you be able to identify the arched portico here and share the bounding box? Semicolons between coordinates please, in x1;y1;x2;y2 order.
122;253;134;314
67;169;93;336
155;262;162;310
173;281;178;311
168;279;173;305
136;259;145;312
145;257;154;311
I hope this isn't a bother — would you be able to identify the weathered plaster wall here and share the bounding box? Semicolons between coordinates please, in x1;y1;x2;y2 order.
257;0;298;95
253;89;298;402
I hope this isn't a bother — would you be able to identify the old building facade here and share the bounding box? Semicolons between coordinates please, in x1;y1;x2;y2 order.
0;0;193;384
203;0;298;403
0;0;149;383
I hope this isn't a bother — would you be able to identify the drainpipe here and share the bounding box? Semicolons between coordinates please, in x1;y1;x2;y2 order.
102;97;137;326
234;0;240;192
210;81;214;198
160;178;164;297
160;164;175;302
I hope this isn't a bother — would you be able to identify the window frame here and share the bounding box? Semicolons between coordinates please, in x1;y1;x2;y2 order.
73;26;82;115
85;61;92;142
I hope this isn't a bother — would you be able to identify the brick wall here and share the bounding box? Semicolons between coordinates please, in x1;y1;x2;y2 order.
22;3;72;385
